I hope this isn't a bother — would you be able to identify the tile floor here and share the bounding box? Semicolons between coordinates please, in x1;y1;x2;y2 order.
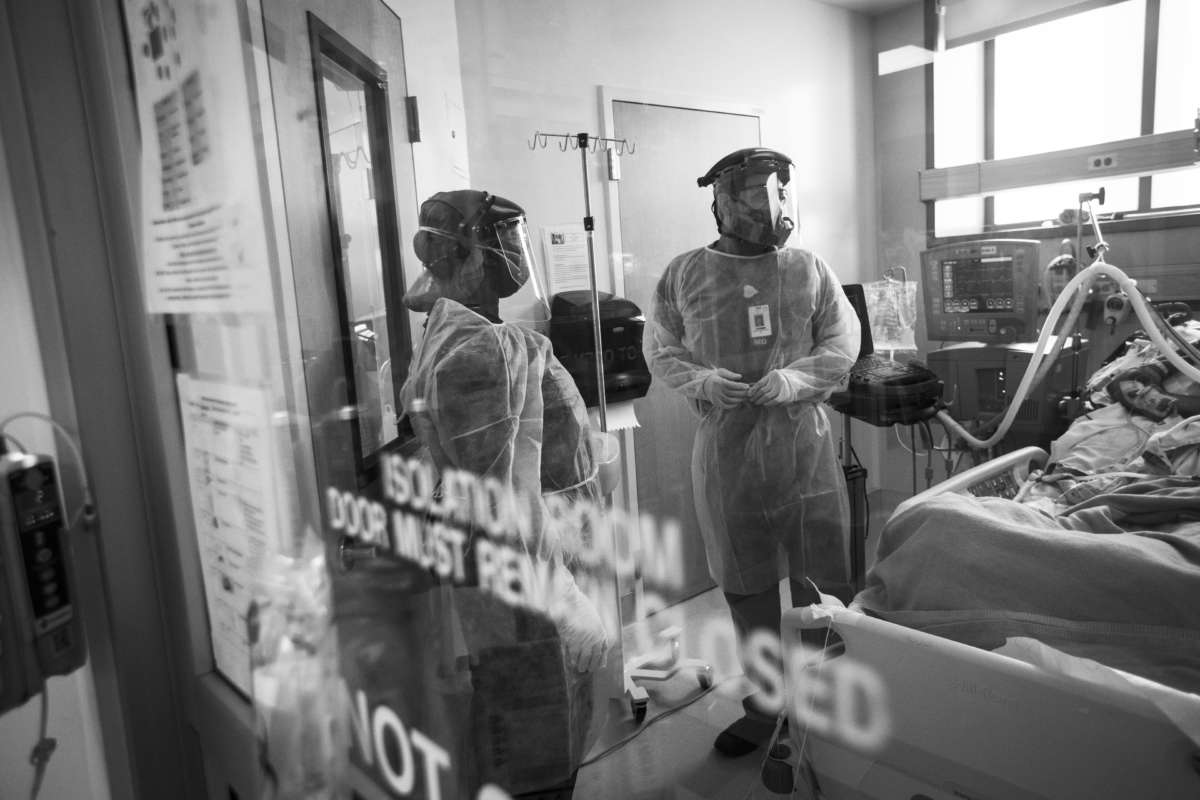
575;588;781;800
573;490;900;799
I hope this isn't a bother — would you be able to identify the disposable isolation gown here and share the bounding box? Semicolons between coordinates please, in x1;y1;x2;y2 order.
645;246;860;595
396;298;605;795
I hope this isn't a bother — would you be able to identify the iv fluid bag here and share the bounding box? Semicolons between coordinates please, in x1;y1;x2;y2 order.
864;277;917;352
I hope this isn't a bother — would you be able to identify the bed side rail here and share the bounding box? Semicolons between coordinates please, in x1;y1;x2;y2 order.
892;445;1048;517
778;603;1200;800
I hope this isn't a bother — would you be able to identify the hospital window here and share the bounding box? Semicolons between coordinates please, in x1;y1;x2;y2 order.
931;0;1200;237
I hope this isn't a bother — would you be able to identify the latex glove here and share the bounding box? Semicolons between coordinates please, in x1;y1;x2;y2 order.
549;565;608;673
747;370;794;406
700;367;750;408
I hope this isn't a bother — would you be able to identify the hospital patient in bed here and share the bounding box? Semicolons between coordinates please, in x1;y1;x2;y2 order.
857;328;1200;696
1020;335;1200;509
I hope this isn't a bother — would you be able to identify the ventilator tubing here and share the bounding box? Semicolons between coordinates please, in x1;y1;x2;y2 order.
938;262;1200;450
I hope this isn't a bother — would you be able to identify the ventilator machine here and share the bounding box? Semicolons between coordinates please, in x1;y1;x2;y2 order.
925;194;1200;454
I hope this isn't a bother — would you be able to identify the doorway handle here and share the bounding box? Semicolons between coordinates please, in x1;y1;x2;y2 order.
338;535;379;571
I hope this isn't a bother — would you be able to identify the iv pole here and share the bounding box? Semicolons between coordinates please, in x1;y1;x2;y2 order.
576;133;609;432
528;131;636;432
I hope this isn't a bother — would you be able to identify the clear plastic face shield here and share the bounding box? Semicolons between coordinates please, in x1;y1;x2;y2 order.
714;162;797;248
490;214;551;327
406;212;550;328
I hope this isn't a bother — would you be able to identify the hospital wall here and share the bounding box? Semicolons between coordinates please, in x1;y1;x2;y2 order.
0;110;111;800
453;0;878;291
452;0;889;494
378;0;474;351
380;0;473;201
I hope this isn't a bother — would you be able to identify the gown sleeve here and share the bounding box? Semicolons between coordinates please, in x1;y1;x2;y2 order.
643;251;720;401
768;252;860;403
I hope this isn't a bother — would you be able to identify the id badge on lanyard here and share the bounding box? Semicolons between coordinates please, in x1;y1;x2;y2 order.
748;303;772;346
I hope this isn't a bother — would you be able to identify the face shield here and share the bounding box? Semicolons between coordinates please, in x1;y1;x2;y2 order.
405;191;549;326
713;162;797;248
490;214;551;329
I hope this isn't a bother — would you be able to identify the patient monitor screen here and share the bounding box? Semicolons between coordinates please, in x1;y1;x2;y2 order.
922;239;1040;343
943;256;1015;312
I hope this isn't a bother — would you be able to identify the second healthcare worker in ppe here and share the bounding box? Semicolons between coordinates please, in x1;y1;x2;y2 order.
644;148;861;757
399;190;610;797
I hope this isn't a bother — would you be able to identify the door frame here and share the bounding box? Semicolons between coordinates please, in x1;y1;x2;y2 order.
598;86;765;301
596;86;763;618
307;12;414;483
1;0;205;796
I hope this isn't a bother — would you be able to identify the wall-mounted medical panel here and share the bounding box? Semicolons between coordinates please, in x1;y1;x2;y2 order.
919;128;1198;202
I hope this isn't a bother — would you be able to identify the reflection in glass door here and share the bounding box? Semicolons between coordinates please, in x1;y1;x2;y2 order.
310;16;409;479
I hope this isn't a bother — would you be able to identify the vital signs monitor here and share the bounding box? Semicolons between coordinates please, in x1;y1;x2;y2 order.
921;239;1041;343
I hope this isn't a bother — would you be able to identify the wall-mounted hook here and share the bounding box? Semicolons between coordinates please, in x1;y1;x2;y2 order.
528;131;546;150
559;136;571;151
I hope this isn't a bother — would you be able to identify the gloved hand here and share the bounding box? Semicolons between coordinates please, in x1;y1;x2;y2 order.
747;369;795;406
549;565;609;673
699;367;750;408
1107;362;1177;420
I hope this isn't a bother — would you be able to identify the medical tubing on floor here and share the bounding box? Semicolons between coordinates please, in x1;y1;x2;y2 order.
940;263;1200;450
788;617;835;799
577;677;726;768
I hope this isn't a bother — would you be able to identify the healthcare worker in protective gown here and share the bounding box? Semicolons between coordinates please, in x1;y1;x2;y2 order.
398;190;610;798
644;148;860;756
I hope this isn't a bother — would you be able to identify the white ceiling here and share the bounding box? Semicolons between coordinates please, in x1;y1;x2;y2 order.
816;0;916;15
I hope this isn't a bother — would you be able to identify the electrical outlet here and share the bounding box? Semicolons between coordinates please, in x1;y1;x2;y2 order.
1087;153;1118;170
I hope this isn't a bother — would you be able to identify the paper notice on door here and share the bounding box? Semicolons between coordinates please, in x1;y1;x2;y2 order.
124;0;273;313
177;375;282;695
543;223;592;294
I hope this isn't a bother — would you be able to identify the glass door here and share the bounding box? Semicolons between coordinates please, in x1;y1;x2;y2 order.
310;16;411;481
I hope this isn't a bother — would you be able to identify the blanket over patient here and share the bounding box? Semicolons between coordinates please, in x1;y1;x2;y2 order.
856;476;1200;694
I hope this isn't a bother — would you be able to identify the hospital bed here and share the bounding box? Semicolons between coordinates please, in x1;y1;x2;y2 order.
774;258;1200;797
780;446;1200;799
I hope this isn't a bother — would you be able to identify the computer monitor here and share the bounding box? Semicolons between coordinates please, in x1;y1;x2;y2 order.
921;239;1042;344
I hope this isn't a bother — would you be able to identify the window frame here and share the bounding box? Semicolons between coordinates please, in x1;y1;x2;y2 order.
923;0;1200;243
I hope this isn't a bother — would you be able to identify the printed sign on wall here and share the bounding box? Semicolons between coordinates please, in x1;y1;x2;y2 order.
124;0;273;313
177;375;282;693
